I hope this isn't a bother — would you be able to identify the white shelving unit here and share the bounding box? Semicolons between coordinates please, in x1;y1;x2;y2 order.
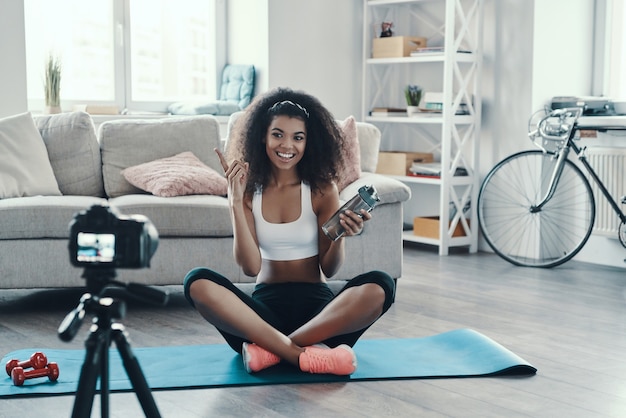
362;0;483;255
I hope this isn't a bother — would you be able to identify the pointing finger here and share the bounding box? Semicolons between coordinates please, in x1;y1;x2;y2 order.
215;148;228;173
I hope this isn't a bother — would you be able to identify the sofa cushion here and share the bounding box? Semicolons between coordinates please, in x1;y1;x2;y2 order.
0;195;106;239
121;151;227;197
355;121;381;173
167;65;255;116
35;111;104;197
340;172;411;205
0;112;62;199
336;116;361;192
167;101;241;116
219;64;256;109
109;194;232;237
99;116;222;198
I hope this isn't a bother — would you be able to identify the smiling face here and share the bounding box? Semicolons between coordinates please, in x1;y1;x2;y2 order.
264;115;307;171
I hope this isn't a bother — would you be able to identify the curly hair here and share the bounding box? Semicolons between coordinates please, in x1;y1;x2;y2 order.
227;87;344;194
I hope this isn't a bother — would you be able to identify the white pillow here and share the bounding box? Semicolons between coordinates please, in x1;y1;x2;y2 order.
0;112;61;199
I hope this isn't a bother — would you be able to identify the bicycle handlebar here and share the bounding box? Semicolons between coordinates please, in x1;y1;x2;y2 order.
529;107;583;144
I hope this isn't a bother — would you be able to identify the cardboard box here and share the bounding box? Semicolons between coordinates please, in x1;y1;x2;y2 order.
372;36;427;58
413;217;468;239
376;151;434;176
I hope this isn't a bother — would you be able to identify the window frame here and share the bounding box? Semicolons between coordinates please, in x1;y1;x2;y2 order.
595;0;626;99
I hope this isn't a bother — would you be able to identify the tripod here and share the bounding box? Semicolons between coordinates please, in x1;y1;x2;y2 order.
58;268;167;418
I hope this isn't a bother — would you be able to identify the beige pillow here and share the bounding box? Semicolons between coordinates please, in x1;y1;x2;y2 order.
121;151;227;197
0;112;61;199
336;116;361;191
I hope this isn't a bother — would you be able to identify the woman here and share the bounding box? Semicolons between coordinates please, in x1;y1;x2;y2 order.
184;87;395;375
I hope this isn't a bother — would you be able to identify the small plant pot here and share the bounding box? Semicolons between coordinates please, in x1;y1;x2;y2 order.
44;106;62;115
407;106;420;117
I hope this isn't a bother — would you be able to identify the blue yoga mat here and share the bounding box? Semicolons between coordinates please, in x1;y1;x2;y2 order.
0;329;536;397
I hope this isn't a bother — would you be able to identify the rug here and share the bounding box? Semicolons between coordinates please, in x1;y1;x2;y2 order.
0;328;536;397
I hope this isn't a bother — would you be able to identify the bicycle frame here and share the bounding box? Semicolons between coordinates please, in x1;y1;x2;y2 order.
530;107;626;225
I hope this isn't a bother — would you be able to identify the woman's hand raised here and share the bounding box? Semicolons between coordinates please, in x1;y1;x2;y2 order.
215;148;248;203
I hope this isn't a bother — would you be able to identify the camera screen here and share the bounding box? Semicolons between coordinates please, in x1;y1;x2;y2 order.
76;232;115;263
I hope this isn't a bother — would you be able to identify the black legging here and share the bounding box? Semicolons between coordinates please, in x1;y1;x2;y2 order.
183;268;396;353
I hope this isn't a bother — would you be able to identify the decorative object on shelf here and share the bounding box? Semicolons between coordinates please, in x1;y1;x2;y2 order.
420;91;470;114
376;151;433;176
380;21;393;37
372;36;427;58
408;162;468;178
44;54;62;114
413;216;467;239
410;47;472;56
405;85;423;116
370;107;407;117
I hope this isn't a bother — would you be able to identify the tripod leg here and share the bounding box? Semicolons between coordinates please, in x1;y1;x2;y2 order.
111;324;161;418
100;332;111;418
71;325;108;418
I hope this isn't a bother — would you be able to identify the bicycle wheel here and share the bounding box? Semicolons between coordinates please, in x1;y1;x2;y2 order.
478;150;595;267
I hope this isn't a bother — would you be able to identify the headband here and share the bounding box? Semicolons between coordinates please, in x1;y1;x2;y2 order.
268;100;309;118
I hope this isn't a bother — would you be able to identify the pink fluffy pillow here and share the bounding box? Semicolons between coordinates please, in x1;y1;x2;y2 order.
336;116;361;191
121;151;227;197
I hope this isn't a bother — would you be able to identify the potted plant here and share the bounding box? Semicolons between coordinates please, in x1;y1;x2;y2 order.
44;54;62;114
404;84;422;116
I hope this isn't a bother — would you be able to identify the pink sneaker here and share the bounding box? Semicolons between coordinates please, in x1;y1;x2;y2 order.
299;344;357;375
241;342;281;373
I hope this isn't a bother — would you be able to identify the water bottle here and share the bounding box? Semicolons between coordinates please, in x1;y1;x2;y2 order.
322;185;380;241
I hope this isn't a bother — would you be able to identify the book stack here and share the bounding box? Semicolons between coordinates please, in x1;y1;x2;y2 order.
418;92;471;115
370;107;407;117
409;162;442;178
410;47;445;56
410;47;472;57
409;162;468;178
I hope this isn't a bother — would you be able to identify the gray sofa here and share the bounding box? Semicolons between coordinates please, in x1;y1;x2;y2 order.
0;111;410;291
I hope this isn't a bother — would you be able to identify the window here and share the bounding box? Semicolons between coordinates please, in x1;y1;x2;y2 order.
24;0;222;113
600;0;626;98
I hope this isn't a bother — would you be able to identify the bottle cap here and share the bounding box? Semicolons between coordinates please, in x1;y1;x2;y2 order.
358;185;380;208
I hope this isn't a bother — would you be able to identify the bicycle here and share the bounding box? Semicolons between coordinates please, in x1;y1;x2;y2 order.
477;106;626;267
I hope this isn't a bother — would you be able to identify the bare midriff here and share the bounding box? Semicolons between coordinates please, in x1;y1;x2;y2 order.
257;255;323;284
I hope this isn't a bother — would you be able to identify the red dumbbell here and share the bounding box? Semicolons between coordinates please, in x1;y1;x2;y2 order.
5;352;48;376
11;362;59;386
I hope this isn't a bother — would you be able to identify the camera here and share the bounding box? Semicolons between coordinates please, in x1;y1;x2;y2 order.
68;204;158;269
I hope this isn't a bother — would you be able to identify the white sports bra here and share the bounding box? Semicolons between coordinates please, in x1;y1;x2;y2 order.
252;182;319;261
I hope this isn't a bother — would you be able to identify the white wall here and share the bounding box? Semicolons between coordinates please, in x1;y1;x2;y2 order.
0;0;27;118
227;0;363;120
532;0;594;107
480;0;592;165
480;0;535;170
266;0;363;120
227;0;270;95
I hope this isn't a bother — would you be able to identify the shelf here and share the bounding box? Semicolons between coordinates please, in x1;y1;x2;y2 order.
402;231;440;245
390;175;474;186
363;0;483;255
366;53;477;65
402;230;473;246
368;0;439;7
365;114;475;124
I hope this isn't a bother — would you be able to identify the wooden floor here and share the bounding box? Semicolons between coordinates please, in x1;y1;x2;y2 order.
1;243;626;417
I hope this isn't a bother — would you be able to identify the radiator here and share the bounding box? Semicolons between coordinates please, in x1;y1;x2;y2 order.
585;147;626;236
